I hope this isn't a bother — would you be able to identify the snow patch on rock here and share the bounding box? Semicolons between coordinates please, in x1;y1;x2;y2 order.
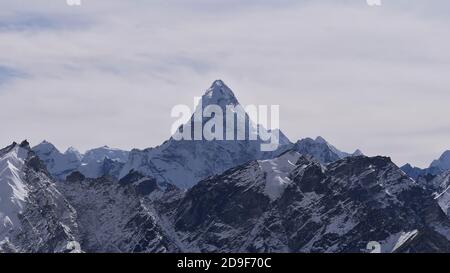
259;151;300;201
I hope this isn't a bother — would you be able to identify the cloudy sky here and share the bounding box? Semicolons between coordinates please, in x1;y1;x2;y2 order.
0;0;449;168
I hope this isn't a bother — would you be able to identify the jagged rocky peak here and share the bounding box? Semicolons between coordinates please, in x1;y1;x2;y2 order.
19;140;30;149
0;141;19;155
0;142;81;253
202;79;239;107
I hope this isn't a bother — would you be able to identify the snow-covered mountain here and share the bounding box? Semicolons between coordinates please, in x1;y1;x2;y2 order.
293;136;362;165
2;139;450;253
77;146;129;179
175;152;450;252
401;150;450;181
120;80;292;188
0;79;447;253
0;141;81;253
32;141;129;180
32;141;82;179
30;81;360;189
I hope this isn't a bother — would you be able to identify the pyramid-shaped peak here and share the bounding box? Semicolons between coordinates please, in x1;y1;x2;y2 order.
212;79;225;87
203;80;238;106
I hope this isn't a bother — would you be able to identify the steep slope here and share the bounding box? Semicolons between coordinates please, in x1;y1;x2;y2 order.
0;142;29;242
60;173;184;253
174;152;450;253
430;170;450;217
0;141;81;253
120;80;291;188
430;151;450;173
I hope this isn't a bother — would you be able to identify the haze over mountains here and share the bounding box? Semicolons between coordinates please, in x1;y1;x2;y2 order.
0;80;449;253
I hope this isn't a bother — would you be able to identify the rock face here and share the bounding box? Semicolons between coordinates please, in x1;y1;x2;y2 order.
428;170;450;218
59;175;183;253
0;142;81;253
174;153;450;253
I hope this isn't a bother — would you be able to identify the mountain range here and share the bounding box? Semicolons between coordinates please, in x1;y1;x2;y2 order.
1;80;449;253
401;151;450;180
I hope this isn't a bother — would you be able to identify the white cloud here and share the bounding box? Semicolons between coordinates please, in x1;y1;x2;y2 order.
0;0;449;168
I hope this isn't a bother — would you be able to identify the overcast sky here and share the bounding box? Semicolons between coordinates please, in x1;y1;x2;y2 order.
0;0;449;168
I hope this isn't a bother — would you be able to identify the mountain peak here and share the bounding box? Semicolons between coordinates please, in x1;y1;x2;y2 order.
202;79;238;106
211;79;225;87
34;140;58;152
315;136;328;144
19;140;30;149
65;146;79;153
430;150;450;171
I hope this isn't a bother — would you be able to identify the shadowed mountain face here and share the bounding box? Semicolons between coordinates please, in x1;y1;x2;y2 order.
174;153;450;253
